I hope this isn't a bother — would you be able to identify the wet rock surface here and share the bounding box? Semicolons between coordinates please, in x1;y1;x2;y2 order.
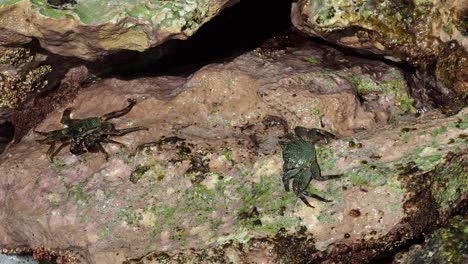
0;38;466;263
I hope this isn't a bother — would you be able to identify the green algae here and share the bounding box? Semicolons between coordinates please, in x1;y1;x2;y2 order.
347;68;416;114
432;155;467;210
304;56;319;64
129;158;167;183
38;6;66;19
400;146;444;172
316;145;342;172
221;147;232;161
118;154;303;246
348;164;393;187
430;126;448;137
0;0;22;5
217;228;251;245
49;158;67;173
293;70;338;91
314;0;336;25
400;131;411;143
325;181;343;201
448;116;468;130
116;206;140;225
13;0;213;30
73;184;91;203
317;212;339;224
129;165;151;183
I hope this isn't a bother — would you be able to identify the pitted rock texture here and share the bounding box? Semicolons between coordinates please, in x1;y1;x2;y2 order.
0;46;51;109
0;0;237;60
0;44;466;263
291;0;468;98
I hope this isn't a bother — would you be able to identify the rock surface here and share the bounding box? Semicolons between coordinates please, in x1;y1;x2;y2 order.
0;46;51;109
396;215;467;264
0;42;466;263
0;0;237;60
291;0;468;100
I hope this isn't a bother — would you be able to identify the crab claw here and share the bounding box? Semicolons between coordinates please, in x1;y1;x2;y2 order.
126;98;137;105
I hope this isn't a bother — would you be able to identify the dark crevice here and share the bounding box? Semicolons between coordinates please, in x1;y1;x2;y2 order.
98;0;293;78
0;121;14;154
370;235;426;263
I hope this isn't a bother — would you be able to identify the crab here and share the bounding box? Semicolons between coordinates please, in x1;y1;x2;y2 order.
35;99;148;162
280;126;342;208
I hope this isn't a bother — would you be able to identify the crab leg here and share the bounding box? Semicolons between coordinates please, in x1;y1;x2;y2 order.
282;168;301;192
101;138;127;148
46;143;56;162
302;190;332;202
307;129;336;144
309;162;342;181
96;143;110;160
108;126;148;136
315;174;343;181
312;128;337;140
49;142;70;162
101;99;137;121
298;194;314;208
136;141;158;151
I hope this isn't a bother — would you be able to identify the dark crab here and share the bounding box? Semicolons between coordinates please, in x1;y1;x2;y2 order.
281;126;342;208
35;99;148;162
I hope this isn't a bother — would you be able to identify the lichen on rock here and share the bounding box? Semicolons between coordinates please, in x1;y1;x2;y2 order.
0;47;51;108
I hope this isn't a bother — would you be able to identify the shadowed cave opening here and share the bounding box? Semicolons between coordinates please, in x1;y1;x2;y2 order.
0;121;14;154
101;0;294;78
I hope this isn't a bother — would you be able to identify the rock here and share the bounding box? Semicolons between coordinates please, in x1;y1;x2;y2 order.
0;41;466;263
0;0;238;60
397;215;468;264
0;46;51;109
291;0;468;103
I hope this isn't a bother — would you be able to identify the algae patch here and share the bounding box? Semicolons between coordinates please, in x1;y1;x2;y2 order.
432;154;467;210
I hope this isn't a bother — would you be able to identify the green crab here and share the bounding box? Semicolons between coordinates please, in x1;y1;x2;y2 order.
281;126;342;208
35;99;148;162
